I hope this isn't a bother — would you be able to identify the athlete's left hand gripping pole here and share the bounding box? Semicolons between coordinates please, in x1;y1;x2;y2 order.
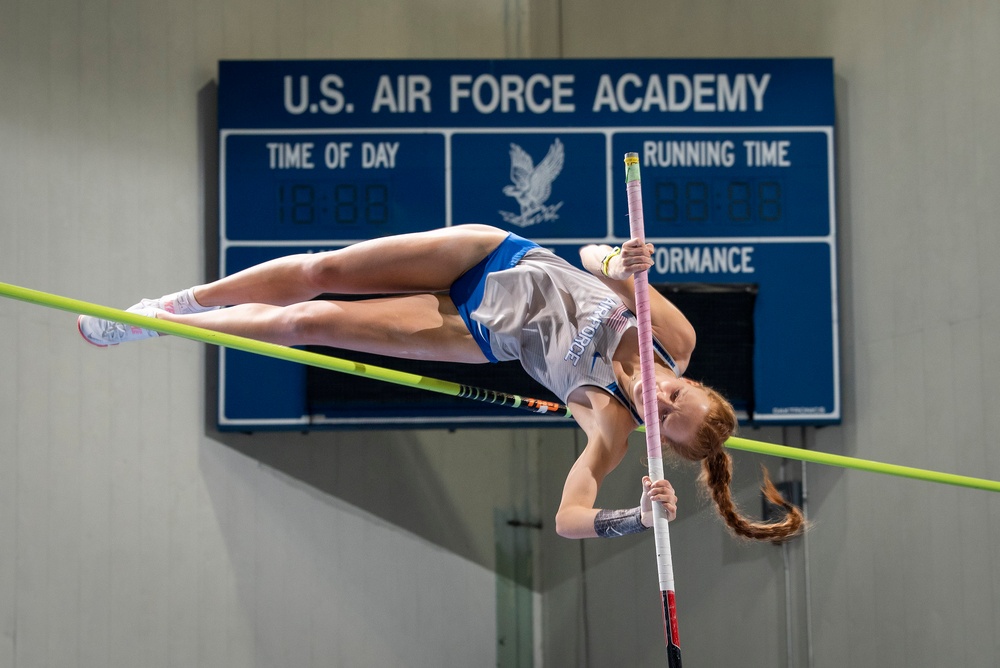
624;152;682;667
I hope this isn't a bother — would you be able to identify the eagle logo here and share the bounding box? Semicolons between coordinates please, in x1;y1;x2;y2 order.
499;138;565;228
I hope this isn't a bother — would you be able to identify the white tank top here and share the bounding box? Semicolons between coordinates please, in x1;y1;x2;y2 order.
470;248;678;408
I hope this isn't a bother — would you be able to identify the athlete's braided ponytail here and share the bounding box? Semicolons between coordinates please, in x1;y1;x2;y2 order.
670;386;805;543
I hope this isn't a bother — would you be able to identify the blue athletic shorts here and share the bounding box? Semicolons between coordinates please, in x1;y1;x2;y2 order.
450;232;539;363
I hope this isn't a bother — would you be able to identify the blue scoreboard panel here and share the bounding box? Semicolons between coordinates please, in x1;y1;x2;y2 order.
218;58;838;430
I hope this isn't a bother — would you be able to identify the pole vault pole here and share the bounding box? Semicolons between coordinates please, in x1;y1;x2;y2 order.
624;151;682;666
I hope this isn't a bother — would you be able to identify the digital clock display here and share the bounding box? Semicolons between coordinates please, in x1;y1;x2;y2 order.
651;178;783;225
610;131;829;238
275;181;392;226
223;132;446;241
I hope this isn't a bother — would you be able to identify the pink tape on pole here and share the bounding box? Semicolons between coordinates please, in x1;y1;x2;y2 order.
624;153;663;461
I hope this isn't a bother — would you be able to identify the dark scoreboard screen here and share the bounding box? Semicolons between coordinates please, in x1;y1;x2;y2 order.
218;58;839;430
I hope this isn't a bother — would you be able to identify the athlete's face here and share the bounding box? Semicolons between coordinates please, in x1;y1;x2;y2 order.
630;372;711;446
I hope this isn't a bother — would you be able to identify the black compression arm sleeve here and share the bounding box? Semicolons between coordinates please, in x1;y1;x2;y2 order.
594;507;649;537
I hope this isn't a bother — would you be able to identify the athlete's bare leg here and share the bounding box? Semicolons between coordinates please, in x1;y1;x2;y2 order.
192;224;509;307
81;225;507;357
155;292;489;363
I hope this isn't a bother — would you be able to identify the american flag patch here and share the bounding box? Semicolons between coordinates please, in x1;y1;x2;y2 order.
606;304;630;332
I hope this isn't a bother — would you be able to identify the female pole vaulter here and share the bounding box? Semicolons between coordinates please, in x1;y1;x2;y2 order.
79;224;803;542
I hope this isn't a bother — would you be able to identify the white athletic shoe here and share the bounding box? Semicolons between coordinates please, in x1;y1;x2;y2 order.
77;305;162;347
132;288;217;315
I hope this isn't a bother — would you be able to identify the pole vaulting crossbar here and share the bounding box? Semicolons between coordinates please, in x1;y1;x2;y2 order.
0;281;570;418
2;279;999;494
725;436;1000;493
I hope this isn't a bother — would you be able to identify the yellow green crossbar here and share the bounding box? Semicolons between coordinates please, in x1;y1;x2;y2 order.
725;436;1000;492
0;281;569;416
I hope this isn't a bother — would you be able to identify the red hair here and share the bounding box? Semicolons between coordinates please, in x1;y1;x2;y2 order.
668;386;805;543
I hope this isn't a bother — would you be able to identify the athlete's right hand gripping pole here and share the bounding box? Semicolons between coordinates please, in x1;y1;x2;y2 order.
625;152;682;667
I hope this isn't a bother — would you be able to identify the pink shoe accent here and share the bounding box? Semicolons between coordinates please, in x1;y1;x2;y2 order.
78;315;108;348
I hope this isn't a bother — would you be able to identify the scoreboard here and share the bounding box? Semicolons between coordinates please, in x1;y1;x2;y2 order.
218;58;839;430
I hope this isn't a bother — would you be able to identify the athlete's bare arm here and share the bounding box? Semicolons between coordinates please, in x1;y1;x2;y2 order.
579;239;696;371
